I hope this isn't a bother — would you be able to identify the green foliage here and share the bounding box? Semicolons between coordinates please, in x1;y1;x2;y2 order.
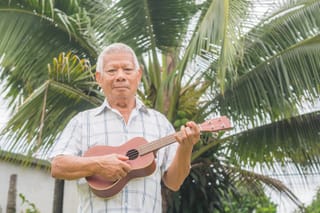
218;191;277;213
19;193;40;213
166;163;278;213
173;111;189;128
166;158;233;212
1;51;102;158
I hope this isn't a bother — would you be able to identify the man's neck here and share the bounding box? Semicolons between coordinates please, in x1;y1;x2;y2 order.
107;97;136;123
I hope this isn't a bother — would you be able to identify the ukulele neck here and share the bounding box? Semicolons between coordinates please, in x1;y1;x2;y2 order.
138;133;177;156
138;116;231;156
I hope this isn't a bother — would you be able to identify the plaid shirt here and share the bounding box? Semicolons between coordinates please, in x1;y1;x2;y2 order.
49;98;177;213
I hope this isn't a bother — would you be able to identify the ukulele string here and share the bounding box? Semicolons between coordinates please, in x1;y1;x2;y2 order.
132;123;213;157
138;134;175;155
126;130;191;158
137;132;182;156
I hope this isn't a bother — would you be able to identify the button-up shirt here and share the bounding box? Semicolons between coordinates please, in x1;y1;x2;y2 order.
49;98;177;213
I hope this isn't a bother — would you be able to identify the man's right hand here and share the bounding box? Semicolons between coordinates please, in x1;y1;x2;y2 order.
51;154;131;181
92;154;131;181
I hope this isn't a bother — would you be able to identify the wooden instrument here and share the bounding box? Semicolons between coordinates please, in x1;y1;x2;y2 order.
83;116;231;198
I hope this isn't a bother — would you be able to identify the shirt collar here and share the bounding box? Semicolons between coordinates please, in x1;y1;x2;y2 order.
93;97;148;116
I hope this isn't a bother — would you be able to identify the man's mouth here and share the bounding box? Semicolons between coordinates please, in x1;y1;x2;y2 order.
113;85;129;89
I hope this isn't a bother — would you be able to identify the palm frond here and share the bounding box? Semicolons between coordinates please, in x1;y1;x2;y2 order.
0;52;102;160
219;39;320;123
179;0;255;93
0;1;96;111
226;111;320;169
225;165;303;208
215;0;320;123
0;150;50;169
89;0;197;54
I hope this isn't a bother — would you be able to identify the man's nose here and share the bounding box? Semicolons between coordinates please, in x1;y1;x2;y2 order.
115;69;126;79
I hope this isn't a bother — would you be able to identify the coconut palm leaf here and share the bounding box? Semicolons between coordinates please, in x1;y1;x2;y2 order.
1;52;102;159
168;148;304;212
88;0;198;53
225;165;303;208
200;0;320;176
216;0;320;123
227;110;320;168
0;0;96;110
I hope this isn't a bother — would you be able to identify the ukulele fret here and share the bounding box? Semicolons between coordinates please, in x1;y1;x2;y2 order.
138;134;176;156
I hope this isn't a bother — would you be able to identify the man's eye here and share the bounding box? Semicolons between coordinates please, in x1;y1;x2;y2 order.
124;68;134;73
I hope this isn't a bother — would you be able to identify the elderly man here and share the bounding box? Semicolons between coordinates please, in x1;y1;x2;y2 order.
50;43;200;213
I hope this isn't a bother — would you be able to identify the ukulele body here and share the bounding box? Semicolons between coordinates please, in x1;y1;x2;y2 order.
82;116;231;198
83;137;156;198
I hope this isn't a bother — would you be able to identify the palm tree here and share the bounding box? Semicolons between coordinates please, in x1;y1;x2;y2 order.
1;0;319;212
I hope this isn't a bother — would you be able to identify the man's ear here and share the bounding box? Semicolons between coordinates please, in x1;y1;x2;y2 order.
96;72;102;86
137;67;143;83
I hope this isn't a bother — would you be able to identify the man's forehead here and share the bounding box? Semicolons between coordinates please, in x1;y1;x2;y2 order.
104;61;135;68
103;53;135;66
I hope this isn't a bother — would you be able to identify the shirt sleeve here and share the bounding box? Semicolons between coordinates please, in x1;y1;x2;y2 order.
159;118;178;176
47;112;83;161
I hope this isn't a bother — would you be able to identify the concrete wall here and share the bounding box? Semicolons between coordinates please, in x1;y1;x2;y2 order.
0;161;78;213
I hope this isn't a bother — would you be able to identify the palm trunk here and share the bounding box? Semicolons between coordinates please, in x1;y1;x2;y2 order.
52;179;64;213
6;174;17;213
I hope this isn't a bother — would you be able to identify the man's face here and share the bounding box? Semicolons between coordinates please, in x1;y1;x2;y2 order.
96;52;142;102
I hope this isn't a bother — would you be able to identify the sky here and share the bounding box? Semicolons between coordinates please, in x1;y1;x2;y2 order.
0;86;9;130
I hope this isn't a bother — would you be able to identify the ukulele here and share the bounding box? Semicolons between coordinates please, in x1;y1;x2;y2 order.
83;116;231;198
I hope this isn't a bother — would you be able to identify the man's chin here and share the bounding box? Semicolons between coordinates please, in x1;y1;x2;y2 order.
111;93;130;100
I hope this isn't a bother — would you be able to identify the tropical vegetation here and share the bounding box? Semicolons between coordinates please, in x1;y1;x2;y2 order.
0;0;319;212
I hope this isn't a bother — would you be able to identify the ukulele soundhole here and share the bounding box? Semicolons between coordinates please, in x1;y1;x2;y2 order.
126;149;139;160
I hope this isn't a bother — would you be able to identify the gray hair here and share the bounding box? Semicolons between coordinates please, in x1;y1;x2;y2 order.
96;43;139;73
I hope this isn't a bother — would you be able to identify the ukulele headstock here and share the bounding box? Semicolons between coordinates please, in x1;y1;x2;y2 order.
199;116;232;132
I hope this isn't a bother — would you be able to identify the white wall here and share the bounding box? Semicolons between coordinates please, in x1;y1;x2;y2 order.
0;161;78;213
63;180;79;212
